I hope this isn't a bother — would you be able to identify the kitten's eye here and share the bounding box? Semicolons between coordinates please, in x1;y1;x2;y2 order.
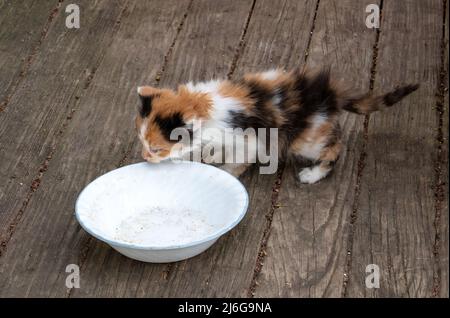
149;147;162;154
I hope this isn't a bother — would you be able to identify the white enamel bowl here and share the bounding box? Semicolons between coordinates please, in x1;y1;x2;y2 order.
75;161;248;263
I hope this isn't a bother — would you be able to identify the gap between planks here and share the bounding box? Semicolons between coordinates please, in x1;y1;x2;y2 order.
0;0;64;113
67;0;195;295
341;0;384;297
159;0;256;284
116;0;195;169
0;1;131;258
247;0;321;297
432;0;448;298
341;0;448;297
108;0;257;284
3;0;441;297
118;0;256;171
226;0;257;80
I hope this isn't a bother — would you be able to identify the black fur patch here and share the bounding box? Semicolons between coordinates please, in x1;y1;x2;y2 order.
327;155;340;167
228;70;339;148
341;97;365;114
228;79;279;129
154;113;185;141
284;69;337;144
383;84;419;106
138;94;157;117
296;69;337;115
276;83;290;110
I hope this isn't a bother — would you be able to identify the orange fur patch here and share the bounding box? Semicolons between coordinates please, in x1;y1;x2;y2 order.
218;81;254;110
138;86;212;121
289;115;339;158
320;142;342;162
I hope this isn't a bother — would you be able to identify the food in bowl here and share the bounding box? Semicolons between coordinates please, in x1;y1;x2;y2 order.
113;206;217;246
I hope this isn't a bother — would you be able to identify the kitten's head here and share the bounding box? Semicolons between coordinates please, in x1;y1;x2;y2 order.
135;85;210;163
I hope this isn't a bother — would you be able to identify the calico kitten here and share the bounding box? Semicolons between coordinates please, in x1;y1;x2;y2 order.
135;68;418;184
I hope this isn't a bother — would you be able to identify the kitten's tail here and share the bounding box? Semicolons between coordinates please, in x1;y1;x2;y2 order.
340;84;419;114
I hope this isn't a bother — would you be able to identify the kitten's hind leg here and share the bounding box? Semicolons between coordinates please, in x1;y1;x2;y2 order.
298;160;335;184
298;141;342;184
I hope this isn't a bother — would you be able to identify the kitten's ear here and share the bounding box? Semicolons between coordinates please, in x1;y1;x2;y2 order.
137;86;154;117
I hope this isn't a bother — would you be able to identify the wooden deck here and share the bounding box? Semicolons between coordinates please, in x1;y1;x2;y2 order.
0;0;448;297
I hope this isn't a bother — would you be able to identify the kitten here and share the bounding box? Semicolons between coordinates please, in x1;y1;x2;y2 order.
135;68;418;184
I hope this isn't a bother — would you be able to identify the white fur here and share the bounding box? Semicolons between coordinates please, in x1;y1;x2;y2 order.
210;96;242;129
272;93;282;106
310;114;327;130
260;69;284;106
179;81;249;164
299;166;328;184
139;119;150;151
186;80;221;94
298;142;325;160
261;69;281;80
296;114;328;160
185;80;244;130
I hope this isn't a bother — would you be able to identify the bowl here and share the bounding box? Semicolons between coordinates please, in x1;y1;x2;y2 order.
75;161;249;263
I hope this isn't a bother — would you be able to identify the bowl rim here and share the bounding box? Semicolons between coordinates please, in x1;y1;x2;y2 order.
75;161;249;250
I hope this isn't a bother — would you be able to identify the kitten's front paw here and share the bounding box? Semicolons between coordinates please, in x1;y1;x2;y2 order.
298;167;323;184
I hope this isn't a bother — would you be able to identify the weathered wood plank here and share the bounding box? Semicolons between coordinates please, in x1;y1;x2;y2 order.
0;0;127;242
346;0;442;297
0;0;443;298
70;0;258;298
0;0;60;108
155;0;318;298
71;0;318;298
254;0;378;297
0;0;190;297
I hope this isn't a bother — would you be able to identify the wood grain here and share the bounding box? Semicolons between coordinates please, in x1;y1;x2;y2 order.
0;0;60;107
254;0;379;297
346;0;443;297
159;0;318;297
0;0;191;297
0;0;127;241
0;0;445;298
71;0;258;298
72;0;317;298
